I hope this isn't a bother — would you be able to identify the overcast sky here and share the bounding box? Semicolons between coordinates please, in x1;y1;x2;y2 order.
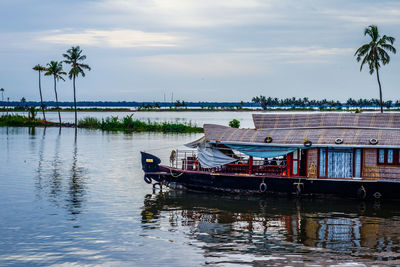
1;0;400;102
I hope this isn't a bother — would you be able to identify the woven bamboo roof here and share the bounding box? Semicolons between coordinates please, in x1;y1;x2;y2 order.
204;123;400;147
253;113;400;129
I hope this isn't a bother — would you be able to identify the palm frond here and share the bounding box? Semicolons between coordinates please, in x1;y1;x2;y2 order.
64;46;91;79
378;48;390;65
33;64;47;71
78;63;91;70
45;61;66;80
381;43;396;54
355;44;371;57
359;55;369;71
381;35;395;45
364;27;373;39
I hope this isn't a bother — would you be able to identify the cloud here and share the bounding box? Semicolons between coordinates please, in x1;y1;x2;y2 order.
134;45;353;78
94;0;279;28
37;29;183;48
232;46;353;57
137;53;269;76
320;5;400;25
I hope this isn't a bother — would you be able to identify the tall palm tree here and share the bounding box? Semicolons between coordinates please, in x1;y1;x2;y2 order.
63;46;91;128
45;61;66;125
33;64;47;121
355;25;396;113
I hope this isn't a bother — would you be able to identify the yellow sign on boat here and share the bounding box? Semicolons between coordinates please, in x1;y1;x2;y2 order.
146;158;154;163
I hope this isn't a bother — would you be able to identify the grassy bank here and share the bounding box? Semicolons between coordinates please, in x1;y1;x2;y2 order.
0;114;203;133
0;107;132;112
78;116;202;133
0;114;56;127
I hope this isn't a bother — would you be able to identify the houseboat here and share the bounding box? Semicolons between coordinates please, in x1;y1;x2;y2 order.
141;113;400;199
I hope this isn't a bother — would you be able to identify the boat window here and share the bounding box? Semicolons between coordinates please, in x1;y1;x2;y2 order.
354;149;362;178
328;148;353;178
319;148;326;177
377;149;399;165
293;161;298;175
378;149;385;164
388;149;394;164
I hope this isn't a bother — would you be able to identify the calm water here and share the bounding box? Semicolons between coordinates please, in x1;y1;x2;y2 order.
2;125;400;266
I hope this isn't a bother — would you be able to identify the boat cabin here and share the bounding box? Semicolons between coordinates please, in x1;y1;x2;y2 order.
178;113;400;181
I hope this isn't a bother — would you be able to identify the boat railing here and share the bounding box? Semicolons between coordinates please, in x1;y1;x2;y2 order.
172;149;197;170
173;149;287;176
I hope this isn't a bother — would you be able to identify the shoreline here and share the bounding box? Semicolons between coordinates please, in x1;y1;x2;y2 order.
0;114;203;133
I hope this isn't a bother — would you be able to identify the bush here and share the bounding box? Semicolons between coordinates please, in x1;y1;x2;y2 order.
78;117;101;128
229;119;240;128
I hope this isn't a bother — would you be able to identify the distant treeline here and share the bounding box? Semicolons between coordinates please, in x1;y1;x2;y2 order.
1;97;400;109
252;96;400;110
0;100;257;108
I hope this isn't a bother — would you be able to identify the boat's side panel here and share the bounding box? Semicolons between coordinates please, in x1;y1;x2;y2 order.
145;168;400;199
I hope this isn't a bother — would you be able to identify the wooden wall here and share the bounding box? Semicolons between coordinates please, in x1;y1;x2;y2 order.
362;149;400;180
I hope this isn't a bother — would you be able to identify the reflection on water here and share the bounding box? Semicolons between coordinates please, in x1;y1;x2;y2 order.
67;136;86;219
33;129;86;219
50;130;62;204
142;190;400;264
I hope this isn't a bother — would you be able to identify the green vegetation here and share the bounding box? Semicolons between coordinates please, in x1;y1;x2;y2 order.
0;114;203;133
251;96;400;110
0;114;52;127
0;107;132;112
78;115;203;133
229;119;240;128
355;25;396;113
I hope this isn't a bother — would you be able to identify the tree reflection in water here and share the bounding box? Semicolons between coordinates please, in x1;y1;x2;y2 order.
66;134;86;220
141;190;400;262
49;129;62;205
34;130;87;222
35;127;46;199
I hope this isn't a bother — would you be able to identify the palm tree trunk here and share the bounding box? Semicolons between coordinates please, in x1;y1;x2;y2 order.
73;75;77;129
53;76;61;125
38;70;46;121
376;68;383;113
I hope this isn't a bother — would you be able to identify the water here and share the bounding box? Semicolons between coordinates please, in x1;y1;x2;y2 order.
2;125;400;266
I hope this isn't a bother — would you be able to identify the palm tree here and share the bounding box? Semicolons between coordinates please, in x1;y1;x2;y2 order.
355;25;396;113
45;61;66;125
63;46;91;128
33;64;47;121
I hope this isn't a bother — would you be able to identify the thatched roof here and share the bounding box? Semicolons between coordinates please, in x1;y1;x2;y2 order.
252;113;400;130
203;123;400;147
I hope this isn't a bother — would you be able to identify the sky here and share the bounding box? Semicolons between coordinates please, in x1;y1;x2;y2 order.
0;0;400;102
